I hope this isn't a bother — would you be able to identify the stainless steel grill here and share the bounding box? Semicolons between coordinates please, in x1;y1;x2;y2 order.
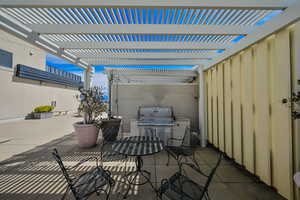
137;106;175;126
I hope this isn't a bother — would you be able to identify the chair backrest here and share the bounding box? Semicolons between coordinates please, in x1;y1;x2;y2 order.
52;149;75;191
200;153;223;199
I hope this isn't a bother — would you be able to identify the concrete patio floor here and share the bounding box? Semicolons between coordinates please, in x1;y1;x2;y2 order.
0;116;286;200
0;115;79;162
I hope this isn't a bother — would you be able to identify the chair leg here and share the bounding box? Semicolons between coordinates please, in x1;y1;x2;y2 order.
166;151;170;166
177;156;183;167
192;153;200;169
105;184;112;200
204;191;211;200
61;185;69;200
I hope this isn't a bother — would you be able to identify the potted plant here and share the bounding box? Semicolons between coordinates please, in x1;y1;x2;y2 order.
100;116;122;142
33;105;54;119
73;87;106;148
74;94;84;117
100;90;121;142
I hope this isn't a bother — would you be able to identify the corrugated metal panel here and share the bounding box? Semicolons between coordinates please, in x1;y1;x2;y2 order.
16;64;83;87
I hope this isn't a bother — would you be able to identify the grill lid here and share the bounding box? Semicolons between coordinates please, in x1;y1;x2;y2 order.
137;106;175;126
138;106;174;120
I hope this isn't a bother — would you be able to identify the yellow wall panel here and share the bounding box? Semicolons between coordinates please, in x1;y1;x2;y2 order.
205;72;209;144
271;29;293;200
231;55;243;164
217;63;225;152
241;49;255;173
204;25;295;200
212;68;219;147
290;23;300;200
224;60;233;158
207;70;213;143
253;41;271;185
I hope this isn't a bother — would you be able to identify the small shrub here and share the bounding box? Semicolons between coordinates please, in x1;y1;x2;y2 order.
34;105;54;113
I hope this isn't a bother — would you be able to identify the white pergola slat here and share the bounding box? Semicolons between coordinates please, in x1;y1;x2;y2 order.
69;52;216;59
41;34;237;43
57;41;228;50
0;0;289;9
82;58;208;65
27;24;252;35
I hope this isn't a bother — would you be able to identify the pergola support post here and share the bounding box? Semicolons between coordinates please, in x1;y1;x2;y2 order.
108;72;113;119
84;65;92;89
198;66;207;147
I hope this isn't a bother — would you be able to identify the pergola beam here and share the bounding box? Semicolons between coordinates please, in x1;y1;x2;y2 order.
73;52;216;59
84;58;208;65
0;0;289;9
28;24;251;35
56;41;228;50
0;10;88;68
105;67;197;75
106;71;197;77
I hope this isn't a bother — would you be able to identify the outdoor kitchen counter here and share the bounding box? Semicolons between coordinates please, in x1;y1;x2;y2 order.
130;117;190;146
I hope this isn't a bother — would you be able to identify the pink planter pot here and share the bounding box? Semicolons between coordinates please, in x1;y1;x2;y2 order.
73;122;99;148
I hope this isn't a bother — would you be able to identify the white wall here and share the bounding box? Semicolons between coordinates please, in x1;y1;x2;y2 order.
111;84;199;132
0;30;79;120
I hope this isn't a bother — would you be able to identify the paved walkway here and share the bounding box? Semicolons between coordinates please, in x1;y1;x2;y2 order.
0;115;80;162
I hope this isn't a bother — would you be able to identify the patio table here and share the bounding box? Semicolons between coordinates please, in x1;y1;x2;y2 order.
112;136;164;198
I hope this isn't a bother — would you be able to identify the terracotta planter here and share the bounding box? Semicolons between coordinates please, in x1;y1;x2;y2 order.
73;122;99;148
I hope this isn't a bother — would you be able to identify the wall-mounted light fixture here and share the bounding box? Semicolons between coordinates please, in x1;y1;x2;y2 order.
29;50;34;56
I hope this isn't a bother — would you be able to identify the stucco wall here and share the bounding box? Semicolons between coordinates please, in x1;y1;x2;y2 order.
111;84;199;132
0;30;79;120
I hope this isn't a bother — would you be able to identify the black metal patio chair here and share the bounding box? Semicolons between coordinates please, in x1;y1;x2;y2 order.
158;153;223;200
52;148;115;200
99;119;128;162
165;127;199;167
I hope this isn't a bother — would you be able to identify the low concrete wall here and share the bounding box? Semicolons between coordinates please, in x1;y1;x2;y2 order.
111;84;199;132
0;30;79;120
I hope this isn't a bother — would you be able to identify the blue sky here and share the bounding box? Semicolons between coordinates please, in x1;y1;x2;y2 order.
46;54;84;73
46;54;195;75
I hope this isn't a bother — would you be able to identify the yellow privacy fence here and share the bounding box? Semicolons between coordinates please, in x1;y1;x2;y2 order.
205;25;299;200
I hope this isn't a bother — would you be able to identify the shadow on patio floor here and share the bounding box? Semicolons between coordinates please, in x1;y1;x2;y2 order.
0;133;286;200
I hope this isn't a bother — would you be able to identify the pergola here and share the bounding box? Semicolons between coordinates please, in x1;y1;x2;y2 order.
1;0;300;81
1;0;300;144
2;2;300;200
1;0;300;139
